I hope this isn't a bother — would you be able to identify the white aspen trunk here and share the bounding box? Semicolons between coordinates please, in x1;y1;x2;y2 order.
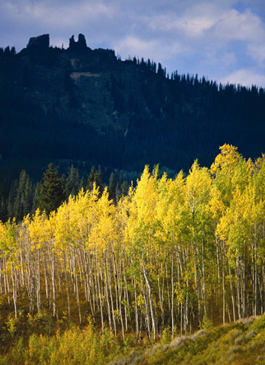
112;250;123;332
107;255;116;335
229;265;236;322
63;251;71;322
236;255;241;319
10;258;17;318
3;258;7;296
171;252;174;335
216;236;221;281
43;253;49;304
20;250;25;287
49;247;56;317
97;264;104;334
118;258;125;339
85;251;95;318
259;274;263;315
193;235;202;324
184;248;189;334
222;241;226;325
177;246;184;334
25;250;31;296
6;266;10;305
0;259;2;295
56;256;62;294
165;258;171;316
104;255;112;331
37;249;41;312
73;250;81;324
122;258;130;331
158;266;164;331
134;276;139;338
263;265;265;314
254;233;258;316
242;246;246;317
112;250;119;311
143;260;156;340
141;275;150;340
29;274;34;313
201;239;207;317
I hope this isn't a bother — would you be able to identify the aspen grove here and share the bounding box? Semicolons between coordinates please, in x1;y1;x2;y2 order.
1;144;265;341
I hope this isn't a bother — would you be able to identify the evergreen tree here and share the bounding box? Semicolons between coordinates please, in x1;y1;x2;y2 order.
108;172;116;203
87;166;103;193
0;179;8;222
7;180;18;219
36;164;65;215
65;165;80;198
14;170;34;222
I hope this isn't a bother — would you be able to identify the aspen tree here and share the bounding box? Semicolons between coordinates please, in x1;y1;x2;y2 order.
0;219;18;317
127;166;158;339
185;161;211;324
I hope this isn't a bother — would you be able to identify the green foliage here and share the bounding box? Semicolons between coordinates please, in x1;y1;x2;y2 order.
0;325;122;365
36;163;65;215
161;327;171;345
5;315;17;338
202;316;213;331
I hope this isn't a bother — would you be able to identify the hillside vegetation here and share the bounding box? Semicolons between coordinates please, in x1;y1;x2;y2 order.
1;309;265;364
1;145;265;363
1;34;265;183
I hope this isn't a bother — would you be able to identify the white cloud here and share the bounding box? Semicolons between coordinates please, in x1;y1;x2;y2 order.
212;8;265;42
113;36;159;61
1;0;265;87
220;68;265;87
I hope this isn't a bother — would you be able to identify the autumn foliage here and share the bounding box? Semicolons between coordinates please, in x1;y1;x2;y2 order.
1;144;265;350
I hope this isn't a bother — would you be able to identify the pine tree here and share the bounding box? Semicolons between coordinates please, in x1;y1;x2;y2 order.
14;170;34;222
65;165;80;198
36;164;65;215
87;166;103;194
108;172;116;203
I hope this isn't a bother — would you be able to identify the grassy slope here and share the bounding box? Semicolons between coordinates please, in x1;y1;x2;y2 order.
110;316;265;365
1;314;265;364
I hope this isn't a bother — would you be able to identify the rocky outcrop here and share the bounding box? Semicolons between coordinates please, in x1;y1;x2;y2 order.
27;34;50;49
69;34;88;51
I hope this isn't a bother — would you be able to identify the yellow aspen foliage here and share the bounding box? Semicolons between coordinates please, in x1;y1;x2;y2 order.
28;209;49;250
210;144;241;175
186;160;211;213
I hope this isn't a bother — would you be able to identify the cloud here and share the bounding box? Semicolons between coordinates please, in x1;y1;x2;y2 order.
220;68;265;87
0;0;265;87
2;0;116;27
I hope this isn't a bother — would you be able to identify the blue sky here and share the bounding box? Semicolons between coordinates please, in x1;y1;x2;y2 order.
1;0;265;88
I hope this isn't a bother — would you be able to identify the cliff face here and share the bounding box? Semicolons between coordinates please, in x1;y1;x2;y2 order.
27;34;50;49
15;34;123;133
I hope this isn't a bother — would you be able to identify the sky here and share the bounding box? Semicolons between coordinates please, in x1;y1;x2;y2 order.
1;0;265;88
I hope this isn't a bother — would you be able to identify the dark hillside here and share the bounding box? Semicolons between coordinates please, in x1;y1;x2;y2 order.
0;33;265;181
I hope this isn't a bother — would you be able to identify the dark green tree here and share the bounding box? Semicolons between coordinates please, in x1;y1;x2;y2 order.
120;181;129;196
0;179;8;222
87;166;103;193
65;165;80;198
36;163;65;215
14;170;34;222
108;172;116;203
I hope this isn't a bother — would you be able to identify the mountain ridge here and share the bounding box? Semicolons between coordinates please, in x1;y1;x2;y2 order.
0;33;265;182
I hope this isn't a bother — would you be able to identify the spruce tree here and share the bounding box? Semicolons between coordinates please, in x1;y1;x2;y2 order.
108;172;116;203
37;163;65;215
65;165;80;197
87;166;103;193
